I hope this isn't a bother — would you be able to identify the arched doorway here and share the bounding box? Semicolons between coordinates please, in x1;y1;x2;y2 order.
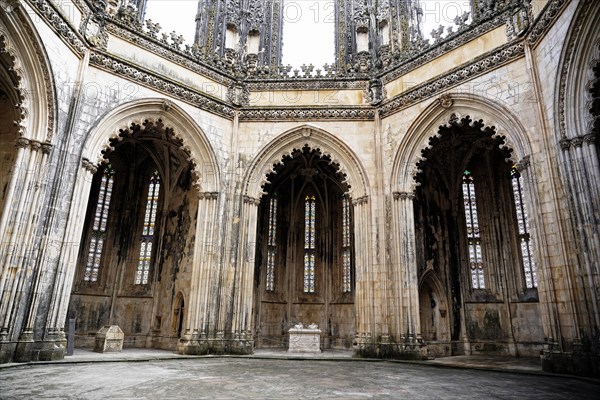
253;146;355;349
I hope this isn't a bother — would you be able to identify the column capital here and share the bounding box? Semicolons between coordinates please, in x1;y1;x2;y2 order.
571;137;584;148
15;137;30;148
515;155;531;172
29;140;42;151
41;142;52;155
243;195;260;205
583;133;597;145
352;195;368;205
393;191;415;200
81;158;97;174
199;192;219;200
559;137;571;150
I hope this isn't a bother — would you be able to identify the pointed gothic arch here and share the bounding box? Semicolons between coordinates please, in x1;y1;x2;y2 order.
82;98;220;193
390;93;533;194
243;124;370;200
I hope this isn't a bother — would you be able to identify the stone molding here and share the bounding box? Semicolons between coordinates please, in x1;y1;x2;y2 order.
392;191;415;200
379;41;526;118
527;0;569;47
199;192;219;200
26;0;86;55
238;107;376;121
557;0;599;142
0;7;56;142
88;51;235;119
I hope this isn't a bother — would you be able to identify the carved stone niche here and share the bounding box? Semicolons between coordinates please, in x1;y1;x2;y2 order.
93;325;124;353
288;323;321;353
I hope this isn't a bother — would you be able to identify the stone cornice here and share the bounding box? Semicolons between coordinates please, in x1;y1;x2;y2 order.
379;41;526;118
105;20;235;87
528;0;569;47
88;50;236;119
238;107;376;121
26;0;86;55
380;10;511;85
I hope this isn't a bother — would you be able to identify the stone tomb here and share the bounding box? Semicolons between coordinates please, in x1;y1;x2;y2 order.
288;323;321;353
93;325;124;353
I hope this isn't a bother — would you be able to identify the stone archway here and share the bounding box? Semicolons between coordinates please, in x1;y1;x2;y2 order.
230;125;373;353
253;146;355;350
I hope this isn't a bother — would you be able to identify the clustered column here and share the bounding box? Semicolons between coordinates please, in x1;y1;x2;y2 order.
391;191;420;348
0;138;52;361
180;191;219;354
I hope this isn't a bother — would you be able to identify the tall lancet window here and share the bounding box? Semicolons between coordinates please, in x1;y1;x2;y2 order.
304;194;317;293
342;195;352;293
462;170;485;289
136;171;160;285
266;195;278;292
511;167;537;288
84;165;114;282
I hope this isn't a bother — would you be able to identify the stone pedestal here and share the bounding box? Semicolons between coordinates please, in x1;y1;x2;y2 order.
93;325;124;353
288;323;321;353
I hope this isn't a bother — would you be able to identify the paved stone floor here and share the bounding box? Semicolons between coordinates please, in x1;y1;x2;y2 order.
1;357;599;399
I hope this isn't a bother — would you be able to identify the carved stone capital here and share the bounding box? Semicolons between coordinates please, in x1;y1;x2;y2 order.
29;140;42;151
571;137;584;148
352;195;368;206
559;138;571;150
199;191;219;200
81;158;98;174
15;137;30;148
41;142;52;155
583;133;597;145
515;155;531;172
393;191;415;200
243;195;260;206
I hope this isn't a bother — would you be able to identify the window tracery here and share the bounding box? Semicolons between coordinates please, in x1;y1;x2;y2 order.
511;167;537;289
304;194;316;293
84;165;114;283
135;171;160;285
342;195;352;293
266;195;277;292
462;170;484;289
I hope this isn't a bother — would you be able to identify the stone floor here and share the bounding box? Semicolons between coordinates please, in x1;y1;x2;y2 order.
1;349;599;399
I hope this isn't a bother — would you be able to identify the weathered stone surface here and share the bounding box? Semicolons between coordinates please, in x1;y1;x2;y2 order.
94;326;124;353
288;324;322;354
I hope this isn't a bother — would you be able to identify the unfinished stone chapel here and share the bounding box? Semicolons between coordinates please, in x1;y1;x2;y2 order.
0;0;598;376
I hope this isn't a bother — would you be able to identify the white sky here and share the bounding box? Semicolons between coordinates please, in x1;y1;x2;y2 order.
144;0;471;70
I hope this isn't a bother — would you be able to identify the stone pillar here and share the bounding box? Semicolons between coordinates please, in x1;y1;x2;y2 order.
37;158;96;361
352;195;374;353
229;195;259;354
0;139;51;362
179;191;219;355
392;191;420;340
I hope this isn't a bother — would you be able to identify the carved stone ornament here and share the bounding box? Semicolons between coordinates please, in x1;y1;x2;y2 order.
366;78;385;106
227;81;249;107
82;15;108;48
438;94;453;109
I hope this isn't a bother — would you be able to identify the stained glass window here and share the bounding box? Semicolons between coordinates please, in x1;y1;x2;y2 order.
266;195;277;292
462;170;485;289
342;195;352;293
304;194;316;293
511;167;537;288
84;166;114;282
136;171;160;285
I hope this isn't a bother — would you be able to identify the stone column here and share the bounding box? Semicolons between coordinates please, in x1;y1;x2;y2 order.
352;195;374;352
179;191;219;355
36;158;96;361
391;191;421;356
0;139;52;362
559;135;600;329
229;195;259;354
0;140;44;336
